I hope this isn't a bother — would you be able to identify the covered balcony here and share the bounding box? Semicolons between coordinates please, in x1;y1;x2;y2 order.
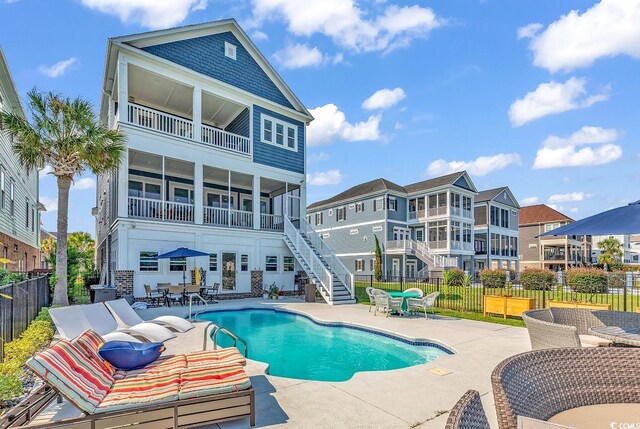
202;166;253;229
115;64;251;156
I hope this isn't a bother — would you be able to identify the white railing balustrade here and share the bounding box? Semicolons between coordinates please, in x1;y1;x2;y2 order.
165;201;194;223
204;206;228;226
230;209;253;229
128;197;162;220
128;104;193;139
261;214;284;231
201;124;251;156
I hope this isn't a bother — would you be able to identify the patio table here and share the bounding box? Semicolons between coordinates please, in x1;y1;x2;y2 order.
589;326;640;347
388;291;421;312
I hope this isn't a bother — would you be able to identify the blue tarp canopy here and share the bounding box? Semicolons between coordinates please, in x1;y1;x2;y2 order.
156;247;209;259
540;200;640;236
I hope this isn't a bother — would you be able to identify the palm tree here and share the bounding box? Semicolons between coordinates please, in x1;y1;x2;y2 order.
597;237;623;269
0;89;125;306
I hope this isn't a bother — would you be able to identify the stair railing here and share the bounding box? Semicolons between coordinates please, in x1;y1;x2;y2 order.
284;216;333;300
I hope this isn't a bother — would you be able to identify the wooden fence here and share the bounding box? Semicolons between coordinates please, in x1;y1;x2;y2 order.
0;276;50;362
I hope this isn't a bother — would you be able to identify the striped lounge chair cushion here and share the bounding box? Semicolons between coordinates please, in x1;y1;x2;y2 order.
113;354;187;380
178;363;251;400
71;330;116;376
96;373;181;413
26;340;114;414
185;348;246;369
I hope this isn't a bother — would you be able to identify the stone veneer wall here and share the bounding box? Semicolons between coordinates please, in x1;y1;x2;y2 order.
114;270;134;296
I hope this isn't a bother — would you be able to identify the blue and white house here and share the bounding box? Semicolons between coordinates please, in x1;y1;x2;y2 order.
95;20;355;304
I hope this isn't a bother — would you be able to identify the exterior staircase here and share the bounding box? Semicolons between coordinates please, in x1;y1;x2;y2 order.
387;239;458;273
283;217;356;305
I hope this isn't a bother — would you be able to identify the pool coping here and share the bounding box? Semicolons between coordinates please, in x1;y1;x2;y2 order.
194;305;456;355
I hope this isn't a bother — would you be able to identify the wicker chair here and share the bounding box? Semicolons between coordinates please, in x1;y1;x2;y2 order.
365;287;378;312
522;308;613;349
372;290;404;317
445;390;490;429
403;287;424;296
407;291;440;319
491;347;640;429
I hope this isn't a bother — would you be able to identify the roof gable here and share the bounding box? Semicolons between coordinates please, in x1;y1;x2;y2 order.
476;187;520;209
404;171;477;194
307;178;404;211
519;204;573;225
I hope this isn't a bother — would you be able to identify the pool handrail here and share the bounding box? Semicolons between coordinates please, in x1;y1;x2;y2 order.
202;321;248;358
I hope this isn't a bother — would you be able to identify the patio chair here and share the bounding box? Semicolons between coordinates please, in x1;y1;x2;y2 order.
143;284;163;307
6;332;255;429
445;390;490;429
201;282;219;303
105;299;195;333
492;347;640;429
407;292;440;319
49;305;141;343
373;291;404;317
184;284;203;304
165;285;185;307
365;287;378;312
403;287;424;296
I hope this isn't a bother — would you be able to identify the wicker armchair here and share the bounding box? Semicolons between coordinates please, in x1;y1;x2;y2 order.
492;347;640;429
403;287;424;296
445;390;490;429
407;291;440;319
522;308;613;349
372;291;404;317
365;287;378;312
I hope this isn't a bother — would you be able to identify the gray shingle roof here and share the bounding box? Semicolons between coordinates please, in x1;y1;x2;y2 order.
307;178;405;211
403;171;464;194
475;187;508;203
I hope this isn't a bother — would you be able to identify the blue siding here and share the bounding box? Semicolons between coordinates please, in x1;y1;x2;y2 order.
143;32;294;109
253;105;304;174
225;108;249;137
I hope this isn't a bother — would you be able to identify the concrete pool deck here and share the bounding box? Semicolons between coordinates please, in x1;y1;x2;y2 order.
137;297;531;428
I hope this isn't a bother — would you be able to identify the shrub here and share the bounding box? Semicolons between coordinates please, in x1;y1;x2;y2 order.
608;271;626;288
479;269;507;288
0;269;26;286
443;268;465;286
566;268;608;294
521;268;555;291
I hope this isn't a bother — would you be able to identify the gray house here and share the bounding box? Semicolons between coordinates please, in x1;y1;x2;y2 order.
306;171;479;278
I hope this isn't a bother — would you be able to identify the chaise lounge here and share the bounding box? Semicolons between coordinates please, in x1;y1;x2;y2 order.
2;330;254;428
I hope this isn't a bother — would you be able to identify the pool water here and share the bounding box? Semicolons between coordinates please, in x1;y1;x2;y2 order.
199;309;450;382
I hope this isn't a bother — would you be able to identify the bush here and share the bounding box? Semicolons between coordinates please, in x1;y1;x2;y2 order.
443;268;465;286
566;268;608;294
608;271;626;288
479;269;507;288
521;268;555;291
0;269;27;286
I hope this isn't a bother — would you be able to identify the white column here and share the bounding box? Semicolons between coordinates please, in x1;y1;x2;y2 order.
300;181;306;223
284;182;289;218
253;175;260;230
193;86;202;142
227;170;231;227
117;58;128;125
117;149;129;218
161;157;166;221
118;226;128;269
194;162;203;224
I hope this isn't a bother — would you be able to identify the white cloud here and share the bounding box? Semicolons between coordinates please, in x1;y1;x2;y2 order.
569;207;579;213
517;23;542;40
548;192;590;204
38;57;78;78
273;43;325;69
307;104;381;146
306;169;344;186
426;153;521;177
533;126;623;169
71;177;96;190
362;87;406;110
80;0;208;28
308;152;330;163
520;0;640;72
39;165;53;179
250;1;445;53
521;196;539;205
251;30;268;41
40;196;58;212
508;77;608;127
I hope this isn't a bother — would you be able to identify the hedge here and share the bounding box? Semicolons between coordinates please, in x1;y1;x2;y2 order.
521;268;555;291
0;307;54;402
443;268;465;286
566;268;608;294
608;271;626;288
479;269;507;288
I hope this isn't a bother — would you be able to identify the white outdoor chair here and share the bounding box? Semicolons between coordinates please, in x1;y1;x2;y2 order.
105;298;195;333
365;287;378;313
407;291;440;319
82;303;176;342
403;287;424;297
373;290;404;317
49;305;141;343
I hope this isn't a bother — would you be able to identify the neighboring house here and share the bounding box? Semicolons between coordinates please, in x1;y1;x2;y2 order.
473;187;520;272
306;171;478;278
39;229;56;269
94;20;318;299
0;47;40;272
590;234;634;264
518;204;588;271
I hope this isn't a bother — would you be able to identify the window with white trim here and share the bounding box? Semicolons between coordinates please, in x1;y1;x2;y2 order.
350;228;359;235
240;254;249;271
0;171;4;210
315;212;323;225
374;197;384;211
355;202;364;212
261;114;297;151
388;197;397;211
169;257;186;272
372;225;383;232
336;207;346;222
266;256;278;272
9;181;13;216
283;256;294;272
355;259;364;272
224;42;237;60
139;251;158;271
209;253;218;271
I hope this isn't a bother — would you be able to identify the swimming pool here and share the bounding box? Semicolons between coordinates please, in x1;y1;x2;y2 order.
198;308;451;382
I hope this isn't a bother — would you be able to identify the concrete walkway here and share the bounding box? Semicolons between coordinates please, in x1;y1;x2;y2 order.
138;298;531;428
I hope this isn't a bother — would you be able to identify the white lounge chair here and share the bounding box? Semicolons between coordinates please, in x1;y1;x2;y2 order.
105;298;195;333
84;303;176;342
407;291;440;319
49;305;141;343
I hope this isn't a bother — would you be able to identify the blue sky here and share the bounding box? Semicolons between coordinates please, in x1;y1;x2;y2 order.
1;0;639;235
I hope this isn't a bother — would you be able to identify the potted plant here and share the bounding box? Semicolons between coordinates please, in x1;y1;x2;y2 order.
262;289;269;299
268;283;279;299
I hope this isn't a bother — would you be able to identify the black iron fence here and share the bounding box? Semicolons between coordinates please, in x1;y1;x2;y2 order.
0;276;50;362
355;272;640;315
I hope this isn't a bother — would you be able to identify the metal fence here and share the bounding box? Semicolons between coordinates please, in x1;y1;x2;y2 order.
355;272;640;315
0;276;50;362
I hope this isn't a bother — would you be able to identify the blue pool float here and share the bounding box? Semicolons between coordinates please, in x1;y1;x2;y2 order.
98;341;165;370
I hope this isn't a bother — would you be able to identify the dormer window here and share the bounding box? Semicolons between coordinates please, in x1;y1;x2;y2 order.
224;42;237;60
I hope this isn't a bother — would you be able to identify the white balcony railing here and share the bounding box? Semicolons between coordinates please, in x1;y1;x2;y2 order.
204;206;228;226
128;104;193;139
201;124;251;156
164;201;194;223
128;197;193;223
230;209;253;229
261;214;284;231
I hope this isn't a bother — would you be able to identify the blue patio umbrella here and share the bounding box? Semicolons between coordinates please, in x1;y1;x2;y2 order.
540;200;640;236
157;247;209;286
